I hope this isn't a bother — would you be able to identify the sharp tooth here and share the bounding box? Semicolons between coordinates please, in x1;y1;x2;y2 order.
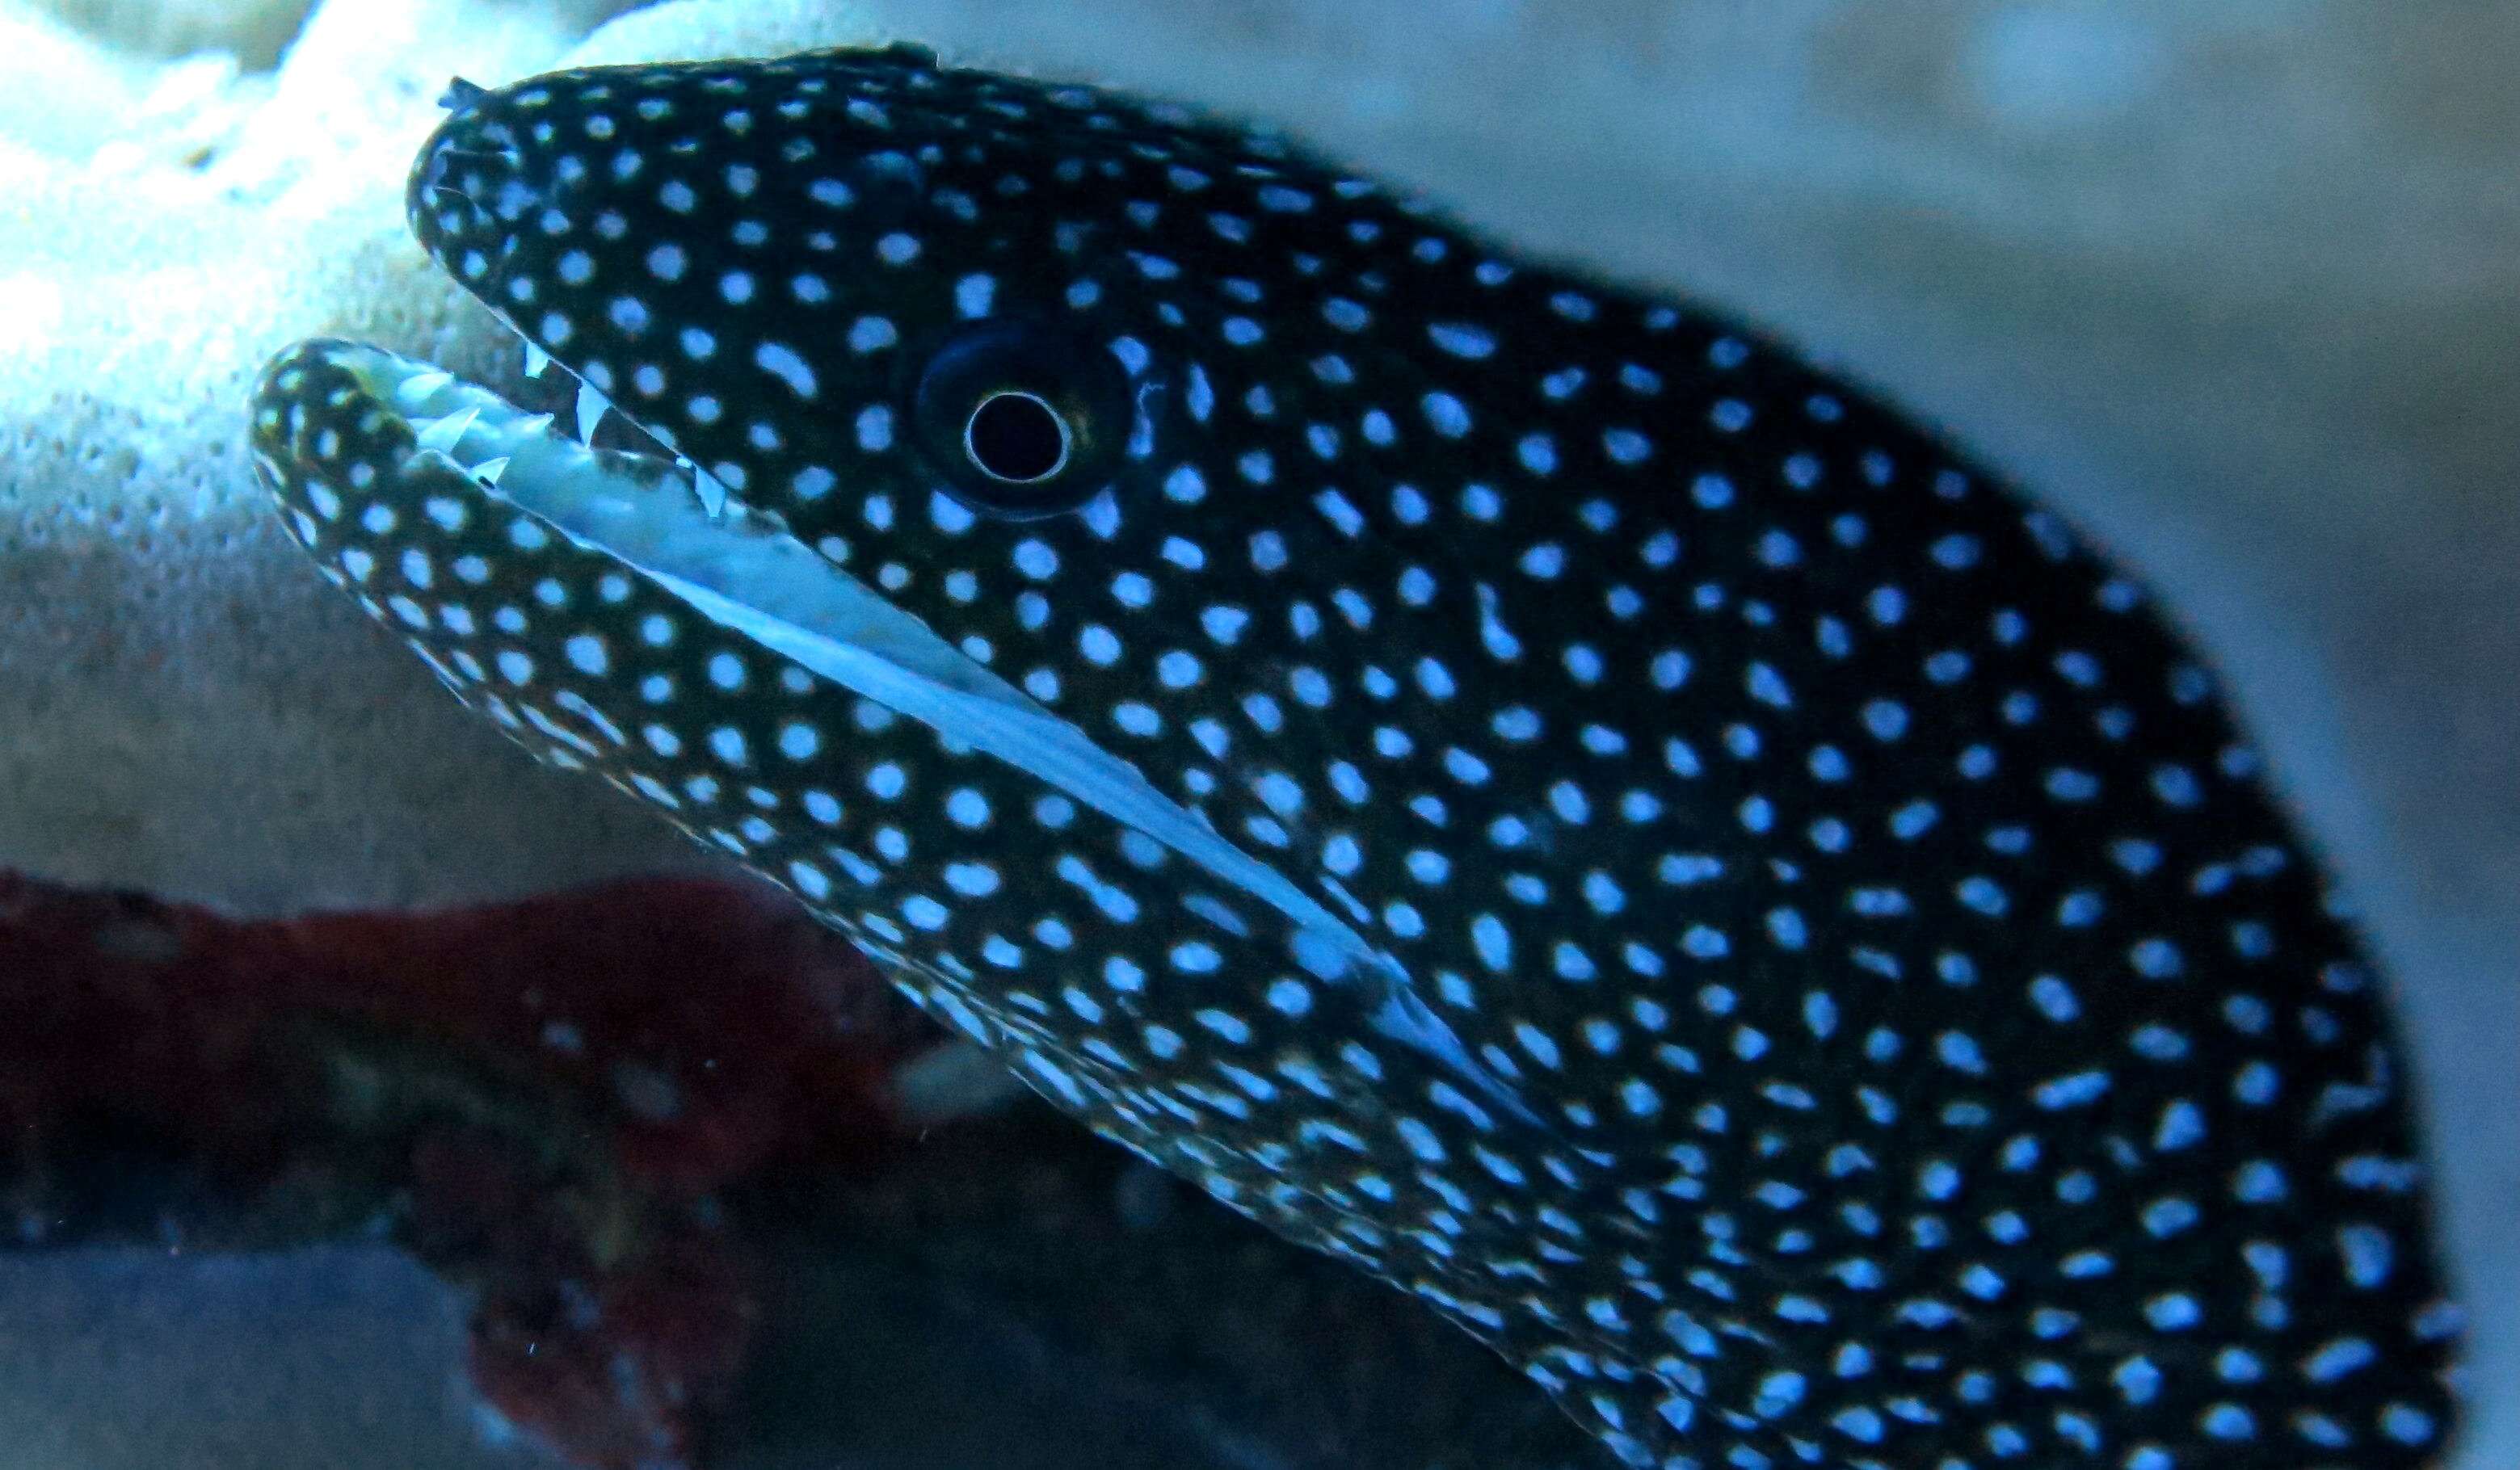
524;341;550;378
515;412;557;438
395;370;456;407
413;405;477;454
574;381;611;447
684;456;729;519
467;456;511;486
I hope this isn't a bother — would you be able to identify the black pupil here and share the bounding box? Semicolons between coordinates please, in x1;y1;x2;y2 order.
966;393;1066;482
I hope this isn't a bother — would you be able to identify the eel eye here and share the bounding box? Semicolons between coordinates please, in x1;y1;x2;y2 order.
911;319;1132;519
964;391;1070;483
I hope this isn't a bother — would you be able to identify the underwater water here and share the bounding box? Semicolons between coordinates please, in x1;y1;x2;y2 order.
1;2;2514;1468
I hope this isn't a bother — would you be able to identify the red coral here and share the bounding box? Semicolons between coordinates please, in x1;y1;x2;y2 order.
0;869;939;1468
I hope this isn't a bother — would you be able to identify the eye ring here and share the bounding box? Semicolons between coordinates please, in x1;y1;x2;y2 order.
910;317;1134;520
962;389;1072;484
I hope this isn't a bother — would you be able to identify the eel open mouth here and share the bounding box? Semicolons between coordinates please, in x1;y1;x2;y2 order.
246;331;1534;1128
249;337;1379;973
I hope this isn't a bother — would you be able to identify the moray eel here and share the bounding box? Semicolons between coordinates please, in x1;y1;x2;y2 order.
246;44;2463;1469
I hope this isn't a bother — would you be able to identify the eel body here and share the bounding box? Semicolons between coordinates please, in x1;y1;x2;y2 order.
246;45;2461;1469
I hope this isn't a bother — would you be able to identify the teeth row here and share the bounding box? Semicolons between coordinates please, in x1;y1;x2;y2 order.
404;406;509;489
398;338;730;517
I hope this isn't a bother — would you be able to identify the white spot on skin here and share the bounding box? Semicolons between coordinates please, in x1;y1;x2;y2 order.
1422;392;1470;438
849;317;898;353
1428;321;1496;359
754;342;818;398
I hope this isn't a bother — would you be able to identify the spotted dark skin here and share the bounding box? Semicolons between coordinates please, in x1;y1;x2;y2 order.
246;44;2461;1469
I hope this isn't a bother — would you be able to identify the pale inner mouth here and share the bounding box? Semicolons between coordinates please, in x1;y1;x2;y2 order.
319;341;1540;1130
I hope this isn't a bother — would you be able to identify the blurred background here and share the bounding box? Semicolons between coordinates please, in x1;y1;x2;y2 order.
0;1;2511;1467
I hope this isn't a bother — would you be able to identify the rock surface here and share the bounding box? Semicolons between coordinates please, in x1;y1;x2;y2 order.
0;0;2511;1464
